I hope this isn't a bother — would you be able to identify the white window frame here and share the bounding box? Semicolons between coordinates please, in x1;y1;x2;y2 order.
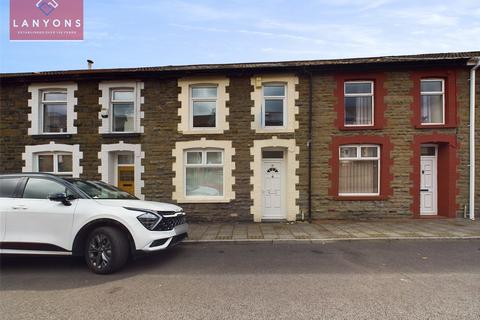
338;144;380;196
110;88;136;133
23;143;83;178
261;82;287;129
98;81;144;134
344;81;374;127
183;149;225;200
28;83;78;135
41;89;68;134
189;84;219;130
420;79;445;125
35;152;73;176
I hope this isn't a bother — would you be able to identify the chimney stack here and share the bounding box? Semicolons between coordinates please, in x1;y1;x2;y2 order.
87;59;94;70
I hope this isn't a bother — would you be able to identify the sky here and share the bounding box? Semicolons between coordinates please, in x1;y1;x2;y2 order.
1;0;479;73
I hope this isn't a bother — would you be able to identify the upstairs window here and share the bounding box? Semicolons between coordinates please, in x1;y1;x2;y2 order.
184;149;224;197
344;81;373;126
420;79;444;125
190;86;218;128
262;83;286;127
35;152;73;176
41;90;68;133
339;145;380;196
111;89;135;132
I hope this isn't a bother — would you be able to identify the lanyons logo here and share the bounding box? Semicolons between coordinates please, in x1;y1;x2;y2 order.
36;0;59;16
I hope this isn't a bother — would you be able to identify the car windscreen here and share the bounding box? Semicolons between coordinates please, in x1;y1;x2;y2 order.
65;179;138;199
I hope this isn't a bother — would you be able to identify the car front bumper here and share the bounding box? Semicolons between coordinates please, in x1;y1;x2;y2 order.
138;223;189;252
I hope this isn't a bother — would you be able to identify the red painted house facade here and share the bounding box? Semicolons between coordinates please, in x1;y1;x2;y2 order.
1;52;479;222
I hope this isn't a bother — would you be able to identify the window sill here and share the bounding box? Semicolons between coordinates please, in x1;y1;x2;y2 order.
339;124;383;131
255;127;295;134
334;195;388;201
180;129;226;135
31;134;73;139
414;124;456;129
101;132;141;138
176;197;232;204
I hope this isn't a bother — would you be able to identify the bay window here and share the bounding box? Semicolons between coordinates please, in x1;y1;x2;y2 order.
191;85;218;128
339;145;380;196
184;149;224;197
111;89;135;132
41;90;68;133
263;83;286;127
344;81;373;126
420;79;444;125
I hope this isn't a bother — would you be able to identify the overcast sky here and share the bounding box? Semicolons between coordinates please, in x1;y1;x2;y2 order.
1;0;479;73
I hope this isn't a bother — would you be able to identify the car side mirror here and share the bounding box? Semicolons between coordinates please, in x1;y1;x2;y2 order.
48;192;72;206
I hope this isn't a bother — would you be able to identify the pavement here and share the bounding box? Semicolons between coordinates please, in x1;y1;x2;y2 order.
1;240;479;320
186;218;480;242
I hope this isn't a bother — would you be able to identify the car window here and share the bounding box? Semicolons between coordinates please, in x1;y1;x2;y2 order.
0;177;21;198
22;178;67;199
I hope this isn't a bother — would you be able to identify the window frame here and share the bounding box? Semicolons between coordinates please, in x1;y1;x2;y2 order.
189;84;219;130
343;81;374;127
35;152;73;176
261;82;287;129
420;78;445;126
40;89;68;134
183;148;225;199
338;144;380;197
110;88;136;133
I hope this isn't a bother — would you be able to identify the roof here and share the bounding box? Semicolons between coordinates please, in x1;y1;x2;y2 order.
1;51;479;82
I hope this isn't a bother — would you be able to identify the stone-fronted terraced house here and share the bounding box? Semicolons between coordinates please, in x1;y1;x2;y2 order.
1;51;479;222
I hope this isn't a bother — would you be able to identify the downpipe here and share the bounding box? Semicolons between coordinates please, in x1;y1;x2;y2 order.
469;57;480;220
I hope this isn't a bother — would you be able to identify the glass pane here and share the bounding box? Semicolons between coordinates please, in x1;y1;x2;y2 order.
264;99;284;126
192;86;217;98
193;101;216;128
262;151;284;159
113;90;134;101
339;160;379;194
186;167;223;196
421;95;443;124
340;147;357;158
345;82;372;94
206;152;222;164
38;154;54;172
43;104;67;133
113;103;135;132
0;178;21;198
421;80;442;93
118;153;134;164
57;154;72;172
421;146;436;156
44;92;67;101
345;96;372;125
186;152;202;164
361;146;378;158
23;178;66;199
263;85;285;97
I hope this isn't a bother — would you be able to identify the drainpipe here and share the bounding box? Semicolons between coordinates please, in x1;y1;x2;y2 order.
303;68;313;223
469;57;480;220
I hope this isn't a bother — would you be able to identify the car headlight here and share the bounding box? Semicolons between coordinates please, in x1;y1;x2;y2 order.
124;207;162;230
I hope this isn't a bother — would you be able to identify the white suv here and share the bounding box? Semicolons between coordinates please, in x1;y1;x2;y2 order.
0;173;188;274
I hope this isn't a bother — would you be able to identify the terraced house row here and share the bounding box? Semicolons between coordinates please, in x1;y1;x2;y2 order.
1;51;479;222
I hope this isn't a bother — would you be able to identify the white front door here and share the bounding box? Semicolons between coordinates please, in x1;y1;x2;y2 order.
420;148;438;215
262;159;285;219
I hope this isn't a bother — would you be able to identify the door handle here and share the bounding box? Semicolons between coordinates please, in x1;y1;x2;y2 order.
420;189;429;192
12;205;27;210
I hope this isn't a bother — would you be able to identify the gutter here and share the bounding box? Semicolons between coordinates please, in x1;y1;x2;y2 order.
468;57;480;220
302;67;313;223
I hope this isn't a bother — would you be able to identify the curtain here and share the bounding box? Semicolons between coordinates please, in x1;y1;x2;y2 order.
186;167;223;196
345;96;372;125
339;160;378;194
421;95;443;123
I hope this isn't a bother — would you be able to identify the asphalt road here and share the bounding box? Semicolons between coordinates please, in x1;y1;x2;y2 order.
1;240;479;320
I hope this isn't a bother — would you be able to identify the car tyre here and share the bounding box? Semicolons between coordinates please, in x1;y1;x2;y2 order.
84;226;129;274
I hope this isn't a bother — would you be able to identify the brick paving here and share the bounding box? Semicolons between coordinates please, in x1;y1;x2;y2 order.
186;219;480;242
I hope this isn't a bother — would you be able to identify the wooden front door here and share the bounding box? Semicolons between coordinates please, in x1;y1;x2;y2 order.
117;165;135;195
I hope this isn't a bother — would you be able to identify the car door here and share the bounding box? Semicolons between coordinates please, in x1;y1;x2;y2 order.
0;176;24;243
3;177;77;252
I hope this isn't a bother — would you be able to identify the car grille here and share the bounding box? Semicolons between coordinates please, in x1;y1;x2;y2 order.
154;214;186;231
